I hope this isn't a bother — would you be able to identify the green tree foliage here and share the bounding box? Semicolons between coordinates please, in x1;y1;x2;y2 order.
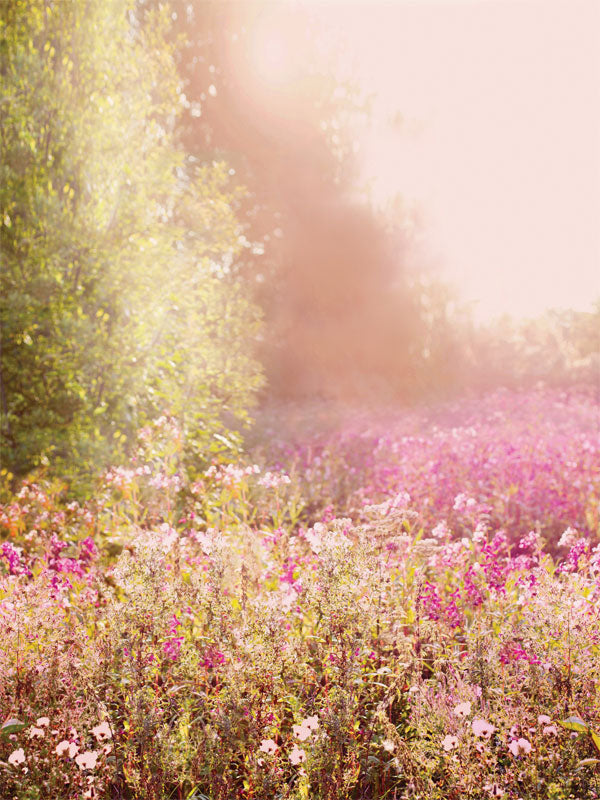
0;0;263;483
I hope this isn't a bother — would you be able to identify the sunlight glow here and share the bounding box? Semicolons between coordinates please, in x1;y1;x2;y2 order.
316;0;600;321
248;14;297;88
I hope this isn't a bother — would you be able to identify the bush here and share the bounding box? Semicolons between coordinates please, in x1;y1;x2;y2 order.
0;0;262;486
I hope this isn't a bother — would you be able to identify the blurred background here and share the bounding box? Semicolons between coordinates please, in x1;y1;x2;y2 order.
1;0;599;481
169;0;600;399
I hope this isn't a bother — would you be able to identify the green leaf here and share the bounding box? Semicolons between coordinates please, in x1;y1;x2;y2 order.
559;715;589;733
1;718;26;736
592;730;600;755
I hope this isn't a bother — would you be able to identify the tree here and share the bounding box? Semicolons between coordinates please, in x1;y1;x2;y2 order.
0;0;262;483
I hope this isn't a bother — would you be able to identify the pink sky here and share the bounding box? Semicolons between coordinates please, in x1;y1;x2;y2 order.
327;0;600;320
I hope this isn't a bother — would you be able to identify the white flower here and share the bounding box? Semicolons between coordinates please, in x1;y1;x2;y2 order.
292;722;312;741
8;748;25;766
289;744;306;765
91;721;112;742
442;735;459;751
453;701;472;718
543;724;559;736
558;527;579;548
56;740;79;758
431;521;449;540
75;750;99;770
508;737;532;756
472;718;495;738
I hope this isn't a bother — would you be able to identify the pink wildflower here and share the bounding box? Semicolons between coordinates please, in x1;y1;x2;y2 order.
289;744;306;765
292;722;312;741
56;740;79;758
293;715;319;741
472;718;495;738
259;739;278;755
453;701;472;718
91;721;112;742
8;748;25;766
442;735;459;751
558;527;579;548
508;737;532;756
75;751;99;770
163;636;184;660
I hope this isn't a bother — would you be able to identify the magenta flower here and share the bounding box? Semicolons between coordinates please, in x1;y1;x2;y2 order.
163;636;184;660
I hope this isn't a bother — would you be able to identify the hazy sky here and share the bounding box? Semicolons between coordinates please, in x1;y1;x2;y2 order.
324;0;600;320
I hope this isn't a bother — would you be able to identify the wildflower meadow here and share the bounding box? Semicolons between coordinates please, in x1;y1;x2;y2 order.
1;387;599;799
2;2;599;798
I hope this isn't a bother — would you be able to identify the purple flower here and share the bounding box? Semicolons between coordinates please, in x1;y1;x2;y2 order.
1;541;31;576
163;636;184;660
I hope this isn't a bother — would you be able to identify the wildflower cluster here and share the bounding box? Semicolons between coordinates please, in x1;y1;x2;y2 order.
0;387;598;799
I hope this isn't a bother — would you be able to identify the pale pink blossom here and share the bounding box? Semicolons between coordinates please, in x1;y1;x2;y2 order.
292;722;312;741
431;521;449;540
508;737;532;756
453;701;472;718
382;739;395;752
8;748;25;766
75;750;99;770
289;744;306;765
28;726;45;739
91;721;112;742
558;527;579;548
36;717;50;727
258;471;291;489
472;718;496;738
442;735;459;751
537;714;551;725
259;739;278;755
56;740;79;758
543;724;559;736
293;716;319;741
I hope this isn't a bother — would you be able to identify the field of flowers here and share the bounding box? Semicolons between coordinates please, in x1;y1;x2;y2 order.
1;388;599;799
